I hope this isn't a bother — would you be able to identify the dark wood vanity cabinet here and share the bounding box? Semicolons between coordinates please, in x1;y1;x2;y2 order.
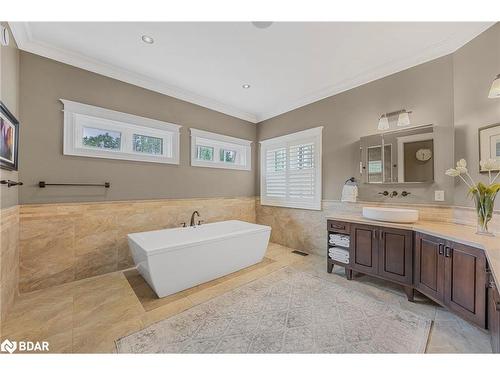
328;220;492;333
488;274;500;353
349;222;413;295
415;233;487;328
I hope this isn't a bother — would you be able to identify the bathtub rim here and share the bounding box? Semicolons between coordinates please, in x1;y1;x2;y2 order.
128;220;271;256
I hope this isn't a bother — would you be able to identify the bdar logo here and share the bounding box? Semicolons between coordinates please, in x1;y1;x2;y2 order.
1;339;17;354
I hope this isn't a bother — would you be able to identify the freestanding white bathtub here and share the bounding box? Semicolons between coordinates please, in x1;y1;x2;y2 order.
128;220;271;298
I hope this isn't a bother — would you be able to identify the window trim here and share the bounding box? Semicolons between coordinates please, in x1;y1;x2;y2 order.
190;128;252;171
260;126;323;210
61;99;181;164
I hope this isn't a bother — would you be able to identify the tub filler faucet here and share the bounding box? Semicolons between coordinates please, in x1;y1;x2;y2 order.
190;211;201;227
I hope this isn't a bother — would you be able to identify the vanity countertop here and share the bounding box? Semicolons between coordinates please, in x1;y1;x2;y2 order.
326;214;500;287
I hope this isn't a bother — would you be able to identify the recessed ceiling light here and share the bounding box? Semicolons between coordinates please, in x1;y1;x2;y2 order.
141;35;154;44
242;84;251;89
251;22;273;29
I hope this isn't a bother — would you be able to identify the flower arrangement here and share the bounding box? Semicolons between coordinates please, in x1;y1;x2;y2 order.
446;158;500;236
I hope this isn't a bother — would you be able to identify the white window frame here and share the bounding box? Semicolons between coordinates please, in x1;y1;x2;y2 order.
190;128;252;171
61;99;181;164
260;126;323;210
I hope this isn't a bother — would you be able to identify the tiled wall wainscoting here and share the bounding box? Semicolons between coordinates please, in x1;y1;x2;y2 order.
256;199;500;256
0;206;20;330
18;197;256;293
5;197;499;299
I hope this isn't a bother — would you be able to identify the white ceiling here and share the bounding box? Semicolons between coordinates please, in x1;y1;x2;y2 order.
10;22;494;123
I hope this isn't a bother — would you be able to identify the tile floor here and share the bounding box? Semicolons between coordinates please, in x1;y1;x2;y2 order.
0;243;493;353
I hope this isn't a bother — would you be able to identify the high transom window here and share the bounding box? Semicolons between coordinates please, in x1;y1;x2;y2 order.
190;128;252;171
61;99;180;164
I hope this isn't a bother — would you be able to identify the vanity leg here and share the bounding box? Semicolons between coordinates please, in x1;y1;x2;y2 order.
327;262;334;273
403;286;415;302
346;268;353;280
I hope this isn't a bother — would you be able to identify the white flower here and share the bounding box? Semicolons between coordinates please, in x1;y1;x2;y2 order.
456;166;468;174
456;159;467;168
445;168;460;177
480;158;500;171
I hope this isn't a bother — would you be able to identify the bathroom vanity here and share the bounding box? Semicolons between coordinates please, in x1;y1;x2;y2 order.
327;217;500;352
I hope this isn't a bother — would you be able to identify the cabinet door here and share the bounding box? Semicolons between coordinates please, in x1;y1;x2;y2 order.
414;233;446;303
351;223;378;274
444;241;487;328
378;227;413;285
488;276;500;353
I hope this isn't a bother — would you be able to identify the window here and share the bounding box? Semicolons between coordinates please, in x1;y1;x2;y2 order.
83;127;121;150
260;126;322;210
132;134;163;155
62;99;180;164
220;149;237;163
196;145;214;161
190;128;252;170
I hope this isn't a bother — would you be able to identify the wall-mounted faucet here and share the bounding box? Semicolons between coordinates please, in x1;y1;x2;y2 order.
379;190;411;198
190;211;201;227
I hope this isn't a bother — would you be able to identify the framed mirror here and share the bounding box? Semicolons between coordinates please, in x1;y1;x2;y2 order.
360;125;434;184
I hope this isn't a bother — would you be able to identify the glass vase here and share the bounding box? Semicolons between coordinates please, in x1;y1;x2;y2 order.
473;191;496;236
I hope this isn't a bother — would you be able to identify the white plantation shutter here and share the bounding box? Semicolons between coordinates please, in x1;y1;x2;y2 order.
265;147;287;198
260;127;322;210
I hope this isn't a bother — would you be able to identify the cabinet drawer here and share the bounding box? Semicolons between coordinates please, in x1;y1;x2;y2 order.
327;220;350;234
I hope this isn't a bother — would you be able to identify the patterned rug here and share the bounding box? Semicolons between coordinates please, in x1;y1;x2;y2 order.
116;267;431;353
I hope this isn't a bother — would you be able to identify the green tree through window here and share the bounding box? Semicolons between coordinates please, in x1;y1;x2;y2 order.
197;146;214;161
83;129;121;150
133;134;163;155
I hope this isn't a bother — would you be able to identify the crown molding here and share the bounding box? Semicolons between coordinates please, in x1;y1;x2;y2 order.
255;22;495;122
9;22;259;124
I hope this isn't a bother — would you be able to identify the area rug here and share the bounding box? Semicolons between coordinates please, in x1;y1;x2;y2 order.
116;267;431;353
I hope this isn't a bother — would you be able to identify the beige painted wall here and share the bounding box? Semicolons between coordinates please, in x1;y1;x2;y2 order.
18;52;257;204
0;23;20;209
256;55;455;205
453;23;500;209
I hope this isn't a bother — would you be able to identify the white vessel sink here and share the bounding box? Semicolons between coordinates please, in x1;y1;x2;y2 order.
362;207;419;224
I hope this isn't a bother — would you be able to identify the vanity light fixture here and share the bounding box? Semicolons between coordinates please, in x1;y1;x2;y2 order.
242;84;251;89
378;109;412;131
488;74;500;98
141;35;154;44
377;114;390;130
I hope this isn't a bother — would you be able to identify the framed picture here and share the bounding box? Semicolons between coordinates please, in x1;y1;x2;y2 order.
478;123;500;173
0;101;19;171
